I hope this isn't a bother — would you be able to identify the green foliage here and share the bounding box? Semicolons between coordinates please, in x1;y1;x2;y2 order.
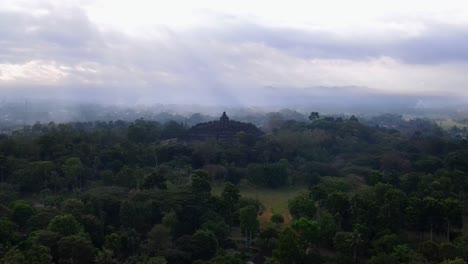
221;182;240;228
274;227;303;264
318;211;336;245
390;244;425;264
368;254;397;264
0;249;25;264
264;258;281;264
24;244;53;264
204;255;244;264
62;157;84;190
372;234;400;254
192;175;212;199
291;217;320;247
57;235;96;264
95;248;119;264
191;229;218;260
417;240;440;262
288;193;316;219
11;200;34;226
61;198;85;219
0;115;467;263
439;243;458;262
142;171;168;190
247;163;288;188
440;258;467;264
0;217;17;250
145;224;171;256
453;235;468;260
47;214;83;236
239;205;259;247
270;213;284;224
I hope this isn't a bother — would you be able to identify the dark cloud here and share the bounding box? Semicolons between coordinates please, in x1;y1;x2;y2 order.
194;22;468;64
0;7;105;64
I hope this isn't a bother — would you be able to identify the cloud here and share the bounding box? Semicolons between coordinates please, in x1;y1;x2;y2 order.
0;1;468;106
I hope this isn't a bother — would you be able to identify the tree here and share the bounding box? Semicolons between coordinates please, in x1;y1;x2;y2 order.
0;217;16;252
0;154;5;184
146;256;168;264
0;249;25;264
220;182;240;230
258;227;279;251
417;240;439;262
47;214;83;236
11;200;34;226
145;224;171;256
318;212;336;246
367;254;397;264
288;193;316;219
422;197;444;241
440;259;466;264
95;248;119;264
372;234;400;254
61;198;85;219
239;205;259;248
441;198;463;241
204;255;243;264
347;229;364;264
191;229;218;260
291;217;320;251
264;258;281;264
62;157;84;190
27;229;61;253
25;244;53;264
309;112;320;121
439;242;457;261
81;214;105;247
325;191;349;216
114;166;136;188
247;163;288;188
57;235;96;264
274;227;303;264
453;235;468;260
142;171;167;190
270;214;284;225
391;244;426;264
326;191;350;229
192;176;211;200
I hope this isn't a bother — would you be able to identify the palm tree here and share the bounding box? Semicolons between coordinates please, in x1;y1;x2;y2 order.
347;230;364;264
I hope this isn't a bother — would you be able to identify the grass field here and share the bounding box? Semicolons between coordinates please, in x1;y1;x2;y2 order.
212;181;308;225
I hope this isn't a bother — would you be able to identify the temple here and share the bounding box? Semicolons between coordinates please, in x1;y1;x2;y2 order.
183;112;263;143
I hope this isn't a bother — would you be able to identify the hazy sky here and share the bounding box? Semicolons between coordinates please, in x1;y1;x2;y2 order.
1;0;468;105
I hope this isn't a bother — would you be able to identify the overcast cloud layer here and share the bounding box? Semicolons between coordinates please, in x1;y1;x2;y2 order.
1;0;468;105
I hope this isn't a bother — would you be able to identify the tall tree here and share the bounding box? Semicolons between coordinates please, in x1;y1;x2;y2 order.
239;205;259;249
62;157;84;190
274;227;303;264
220;182;240;230
347;229;364;264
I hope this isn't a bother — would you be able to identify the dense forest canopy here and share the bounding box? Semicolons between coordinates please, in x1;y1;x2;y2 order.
0;113;467;264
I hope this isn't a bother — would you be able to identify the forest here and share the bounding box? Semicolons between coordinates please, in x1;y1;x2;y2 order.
0;114;467;264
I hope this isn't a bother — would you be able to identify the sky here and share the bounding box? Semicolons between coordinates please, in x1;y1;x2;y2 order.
1;0;468;106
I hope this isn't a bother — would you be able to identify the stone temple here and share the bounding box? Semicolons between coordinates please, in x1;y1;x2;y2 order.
184;112;263;143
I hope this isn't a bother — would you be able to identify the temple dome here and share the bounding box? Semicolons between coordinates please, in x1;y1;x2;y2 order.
220;112;229;122
183;112;263;143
